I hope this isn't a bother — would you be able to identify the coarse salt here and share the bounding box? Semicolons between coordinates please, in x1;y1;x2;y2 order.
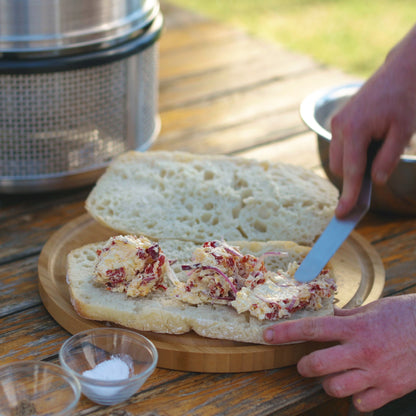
81;354;133;401
83;355;132;381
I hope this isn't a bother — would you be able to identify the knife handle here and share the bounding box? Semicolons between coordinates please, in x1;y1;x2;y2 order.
366;140;382;174
355;141;382;213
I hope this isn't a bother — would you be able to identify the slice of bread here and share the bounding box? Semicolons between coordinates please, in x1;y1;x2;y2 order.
67;238;335;345
85;151;338;246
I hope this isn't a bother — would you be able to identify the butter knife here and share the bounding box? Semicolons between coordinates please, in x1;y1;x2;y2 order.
294;142;380;283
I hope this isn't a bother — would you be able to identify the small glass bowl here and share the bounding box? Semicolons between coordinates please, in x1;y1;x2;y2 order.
0;360;81;416
59;328;158;406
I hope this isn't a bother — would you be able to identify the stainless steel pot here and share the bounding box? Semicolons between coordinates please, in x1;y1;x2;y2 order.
0;0;162;193
0;0;160;55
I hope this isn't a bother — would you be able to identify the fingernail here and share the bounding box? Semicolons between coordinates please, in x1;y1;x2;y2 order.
374;170;388;184
336;199;345;211
335;200;347;217
264;329;274;343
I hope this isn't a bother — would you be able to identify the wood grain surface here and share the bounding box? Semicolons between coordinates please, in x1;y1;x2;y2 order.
1;2;415;415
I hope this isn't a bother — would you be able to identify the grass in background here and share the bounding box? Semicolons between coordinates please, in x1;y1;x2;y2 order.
167;0;415;78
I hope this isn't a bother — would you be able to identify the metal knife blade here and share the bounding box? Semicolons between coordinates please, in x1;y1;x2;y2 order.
294;142;380;283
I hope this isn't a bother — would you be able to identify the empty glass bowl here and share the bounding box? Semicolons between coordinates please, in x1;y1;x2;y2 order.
59;328;158;406
0;360;81;416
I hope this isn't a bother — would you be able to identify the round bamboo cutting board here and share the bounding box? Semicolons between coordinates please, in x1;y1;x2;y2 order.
38;214;385;373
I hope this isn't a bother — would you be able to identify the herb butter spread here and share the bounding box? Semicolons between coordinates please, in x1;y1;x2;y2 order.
93;237;336;322
94;235;168;297
231;270;335;320
175;240;336;320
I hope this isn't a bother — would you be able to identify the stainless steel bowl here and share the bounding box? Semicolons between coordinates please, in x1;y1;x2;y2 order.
300;83;416;216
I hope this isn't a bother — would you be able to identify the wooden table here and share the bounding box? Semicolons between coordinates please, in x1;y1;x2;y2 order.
1;2;415;415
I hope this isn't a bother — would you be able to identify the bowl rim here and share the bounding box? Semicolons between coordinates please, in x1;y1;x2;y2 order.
0;360;81;414
59;327;158;385
300;82;416;162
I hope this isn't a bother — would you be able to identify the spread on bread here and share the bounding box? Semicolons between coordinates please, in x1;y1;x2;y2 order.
231;271;335;320
176;240;270;305
94;235;169;297
93;235;336;322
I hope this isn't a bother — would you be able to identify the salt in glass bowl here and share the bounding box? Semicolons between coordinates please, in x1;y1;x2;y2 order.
0;360;81;416
59;327;158;406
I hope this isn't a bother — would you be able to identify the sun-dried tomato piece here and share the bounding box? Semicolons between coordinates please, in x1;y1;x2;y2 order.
106;267;126;279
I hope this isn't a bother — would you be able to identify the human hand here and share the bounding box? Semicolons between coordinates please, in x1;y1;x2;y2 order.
330;25;416;217
263;294;416;412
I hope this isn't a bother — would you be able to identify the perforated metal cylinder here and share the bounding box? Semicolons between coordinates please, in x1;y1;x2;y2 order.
0;14;162;193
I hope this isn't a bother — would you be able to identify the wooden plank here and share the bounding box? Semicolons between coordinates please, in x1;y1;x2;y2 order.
153;108;307;154
159;32;276;81
236;131;323;170
123;369;322;416
159;43;319;111
79;367;329;416
159;20;321;83
160;1;208;30
356;215;416;296
0;256;40;317
0;197;87;264
159;19;241;53
0;188;89;222
358;213;416;243
400;284;416;295
377;235;416;296
157;68;357;146
73;367;189;413
0;306;68;363
303;398;351;416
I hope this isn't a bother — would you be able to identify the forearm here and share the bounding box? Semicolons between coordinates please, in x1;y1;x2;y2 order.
386;23;416;71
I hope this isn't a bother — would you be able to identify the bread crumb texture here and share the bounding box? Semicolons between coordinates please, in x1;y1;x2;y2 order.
86;151;338;246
